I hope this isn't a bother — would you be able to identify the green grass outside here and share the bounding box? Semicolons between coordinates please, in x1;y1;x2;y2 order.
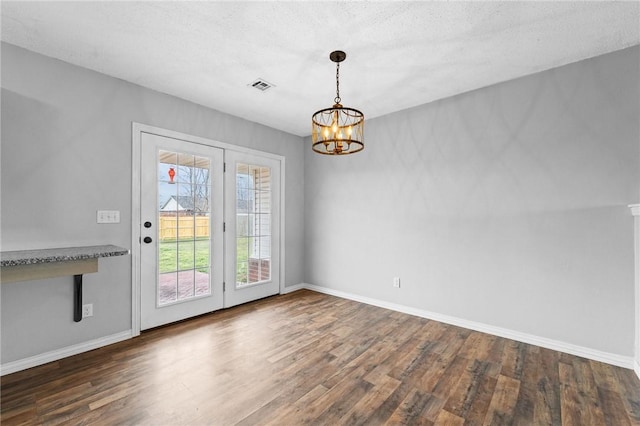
159;238;249;281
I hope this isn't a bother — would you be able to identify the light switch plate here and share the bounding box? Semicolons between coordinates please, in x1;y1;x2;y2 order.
97;210;120;224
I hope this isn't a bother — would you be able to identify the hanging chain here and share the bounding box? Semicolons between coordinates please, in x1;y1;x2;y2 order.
334;62;341;105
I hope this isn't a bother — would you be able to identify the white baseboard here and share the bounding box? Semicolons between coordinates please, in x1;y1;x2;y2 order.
0;284;310;376
1;285;306;376
281;283;307;294
1;330;133;376
301;284;634;370
4;286;634;375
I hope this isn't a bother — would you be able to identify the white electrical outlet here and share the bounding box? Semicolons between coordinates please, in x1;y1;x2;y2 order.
82;304;93;318
97;210;120;224
393;277;401;288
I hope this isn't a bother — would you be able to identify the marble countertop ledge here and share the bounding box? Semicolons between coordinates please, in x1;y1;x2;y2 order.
0;245;130;267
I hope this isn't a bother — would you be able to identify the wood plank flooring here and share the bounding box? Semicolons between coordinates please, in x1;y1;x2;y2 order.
2;289;639;425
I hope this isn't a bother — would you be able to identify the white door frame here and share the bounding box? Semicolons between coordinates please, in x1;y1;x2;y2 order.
131;123;286;336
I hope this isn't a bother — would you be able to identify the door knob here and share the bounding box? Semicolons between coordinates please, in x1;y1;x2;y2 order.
144;221;152;228
143;236;152;244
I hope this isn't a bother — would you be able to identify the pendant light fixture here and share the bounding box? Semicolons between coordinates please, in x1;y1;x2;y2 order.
311;51;364;155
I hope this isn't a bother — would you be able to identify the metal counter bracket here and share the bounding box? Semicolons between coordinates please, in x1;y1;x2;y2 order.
74;274;83;322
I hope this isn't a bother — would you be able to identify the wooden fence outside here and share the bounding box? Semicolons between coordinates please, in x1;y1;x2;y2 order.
159;216;209;241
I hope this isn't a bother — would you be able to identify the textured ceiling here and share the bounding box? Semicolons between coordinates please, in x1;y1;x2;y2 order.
2;1;639;137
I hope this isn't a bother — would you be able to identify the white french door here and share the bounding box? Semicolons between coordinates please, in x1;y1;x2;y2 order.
136;128;282;331
224;151;280;308
140;132;224;330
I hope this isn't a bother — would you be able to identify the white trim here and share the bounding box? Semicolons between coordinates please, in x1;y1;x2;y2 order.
281;283;306;294
1;330;133;376
131;123;142;336
279;157;286;295
133;123;284;160
630;204;640;380
300;284;634;369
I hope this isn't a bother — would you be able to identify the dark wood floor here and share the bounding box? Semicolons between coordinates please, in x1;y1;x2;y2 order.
2;289;639;425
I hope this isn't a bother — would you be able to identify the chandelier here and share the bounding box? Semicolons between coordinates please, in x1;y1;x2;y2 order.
311;51;364;155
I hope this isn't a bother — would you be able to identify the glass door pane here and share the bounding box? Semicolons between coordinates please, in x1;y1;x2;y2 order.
235;163;272;287
157;150;212;305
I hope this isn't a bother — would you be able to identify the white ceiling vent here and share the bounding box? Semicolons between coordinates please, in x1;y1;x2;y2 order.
249;78;275;92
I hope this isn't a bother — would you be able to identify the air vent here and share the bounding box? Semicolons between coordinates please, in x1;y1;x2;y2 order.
249;78;275;92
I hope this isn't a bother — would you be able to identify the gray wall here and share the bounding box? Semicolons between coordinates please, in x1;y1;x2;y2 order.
305;46;640;357
2;41;638;365
1;43;305;363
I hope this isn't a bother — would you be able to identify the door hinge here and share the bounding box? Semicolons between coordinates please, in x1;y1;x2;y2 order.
223;162;226;173
223;282;226;292
223;222;226;232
